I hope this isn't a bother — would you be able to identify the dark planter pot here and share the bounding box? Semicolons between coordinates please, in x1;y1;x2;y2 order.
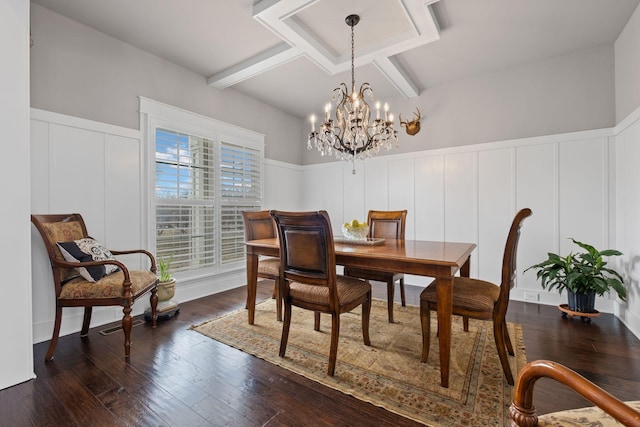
567;290;596;313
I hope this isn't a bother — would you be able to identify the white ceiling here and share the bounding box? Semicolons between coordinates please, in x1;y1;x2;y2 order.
31;0;640;119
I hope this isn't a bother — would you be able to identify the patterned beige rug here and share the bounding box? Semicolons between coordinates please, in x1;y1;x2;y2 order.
192;298;526;426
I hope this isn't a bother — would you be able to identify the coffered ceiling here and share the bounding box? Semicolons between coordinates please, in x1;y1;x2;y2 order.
31;0;640;119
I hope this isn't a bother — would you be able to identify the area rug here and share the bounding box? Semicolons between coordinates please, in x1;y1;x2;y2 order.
191;299;526;426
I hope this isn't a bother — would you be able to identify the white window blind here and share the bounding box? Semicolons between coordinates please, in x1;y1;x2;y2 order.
154;129;262;274
220;142;262;264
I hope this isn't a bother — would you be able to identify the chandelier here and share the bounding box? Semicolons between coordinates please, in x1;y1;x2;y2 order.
307;14;399;174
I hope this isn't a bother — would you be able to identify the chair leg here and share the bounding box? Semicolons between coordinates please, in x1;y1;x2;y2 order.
45;306;63;361
503;321;514;356
463;316;469;332
399;277;406;307
80;307;92;336
328;313;340;376
275;279;282;322
420;299;431;363
386;279;395;323
493;320;514;385
279;303;292;358
362;292;372;346
314;312;321;331
122;305;133;358
150;287;158;328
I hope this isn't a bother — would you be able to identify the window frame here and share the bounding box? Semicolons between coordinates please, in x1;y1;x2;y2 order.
140;97;265;279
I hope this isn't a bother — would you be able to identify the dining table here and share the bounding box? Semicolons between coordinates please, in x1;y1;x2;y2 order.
244;237;477;388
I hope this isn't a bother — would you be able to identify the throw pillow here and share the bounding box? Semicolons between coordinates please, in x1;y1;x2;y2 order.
57;237;120;282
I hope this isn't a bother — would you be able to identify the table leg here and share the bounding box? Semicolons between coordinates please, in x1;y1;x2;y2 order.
436;275;454;388
246;252;258;325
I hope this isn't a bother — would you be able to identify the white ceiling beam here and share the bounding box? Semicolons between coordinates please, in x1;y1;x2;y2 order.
209;0;440;96
207;43;301;89
374;56;420;99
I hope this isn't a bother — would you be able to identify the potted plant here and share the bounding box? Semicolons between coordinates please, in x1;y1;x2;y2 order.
151;256;179;318
526;238;626;313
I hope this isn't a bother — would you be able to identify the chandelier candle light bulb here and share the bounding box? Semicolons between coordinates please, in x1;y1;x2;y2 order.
307;14;400;174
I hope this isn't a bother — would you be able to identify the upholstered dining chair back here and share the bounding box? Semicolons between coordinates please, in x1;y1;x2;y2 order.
241;210;282;320
368;210;407;240
270;210;372;376
242;210;277;241
31;213;158;361
270;210;335;290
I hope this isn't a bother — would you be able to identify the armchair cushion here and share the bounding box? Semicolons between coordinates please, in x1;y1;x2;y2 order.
60;270;159;299
57;237;120;282
538;400;640;426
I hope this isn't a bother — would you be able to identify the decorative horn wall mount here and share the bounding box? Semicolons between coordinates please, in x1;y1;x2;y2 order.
399;108;422;136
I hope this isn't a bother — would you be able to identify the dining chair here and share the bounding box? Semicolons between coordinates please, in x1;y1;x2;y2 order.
419;208;532;385
242;210;282;321
31;213;159;361
344;209;407;322
270;210;372;376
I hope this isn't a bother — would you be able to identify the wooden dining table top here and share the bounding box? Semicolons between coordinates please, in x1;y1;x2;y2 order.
245;237;476;276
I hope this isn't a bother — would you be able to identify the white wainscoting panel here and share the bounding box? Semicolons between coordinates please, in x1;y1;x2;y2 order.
444;151;478;253
559;137;609;252
514;142;558;304
478;148;515;285
105;134;144;269
614;108;640;339
264;159;304;211
414;155;445;241
343;162;366;222
389;158;416;238
363;159;389;213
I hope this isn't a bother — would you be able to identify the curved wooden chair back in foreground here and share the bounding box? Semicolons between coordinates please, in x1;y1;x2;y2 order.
510;360;640;426
344;209;407;323
242;210;282;321
31;213;158;361
270;210;372;376
420;208;532;385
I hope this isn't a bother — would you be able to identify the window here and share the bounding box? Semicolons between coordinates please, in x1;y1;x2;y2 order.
143;98;264;276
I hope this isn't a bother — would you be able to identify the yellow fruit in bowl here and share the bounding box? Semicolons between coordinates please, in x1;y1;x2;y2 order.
343;222;350;228
351;219;359;227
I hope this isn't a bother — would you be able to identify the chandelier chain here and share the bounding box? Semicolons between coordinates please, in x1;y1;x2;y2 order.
351;20;355;93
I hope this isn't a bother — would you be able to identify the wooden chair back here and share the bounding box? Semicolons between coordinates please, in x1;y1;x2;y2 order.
496;208;533;315
367;210;407;239
31;213;90;294
242;210;277;241
270;210;337;302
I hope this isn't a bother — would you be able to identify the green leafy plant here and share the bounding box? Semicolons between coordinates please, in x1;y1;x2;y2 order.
158;256;174;283
525;238;626;300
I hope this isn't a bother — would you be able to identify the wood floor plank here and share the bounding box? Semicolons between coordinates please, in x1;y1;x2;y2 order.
3;282;639;426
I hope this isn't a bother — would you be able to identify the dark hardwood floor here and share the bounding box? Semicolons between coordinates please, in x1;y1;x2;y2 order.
2;282;639;426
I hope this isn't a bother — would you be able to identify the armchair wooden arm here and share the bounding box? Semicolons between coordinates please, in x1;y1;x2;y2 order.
510;360;640;427
110;249;158;273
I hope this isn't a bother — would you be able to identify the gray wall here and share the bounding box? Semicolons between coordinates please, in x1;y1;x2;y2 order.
615;2;640;123
303;44;616;165
30;3;304;165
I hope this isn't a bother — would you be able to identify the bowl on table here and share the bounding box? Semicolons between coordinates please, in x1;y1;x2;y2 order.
341;223;369;240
